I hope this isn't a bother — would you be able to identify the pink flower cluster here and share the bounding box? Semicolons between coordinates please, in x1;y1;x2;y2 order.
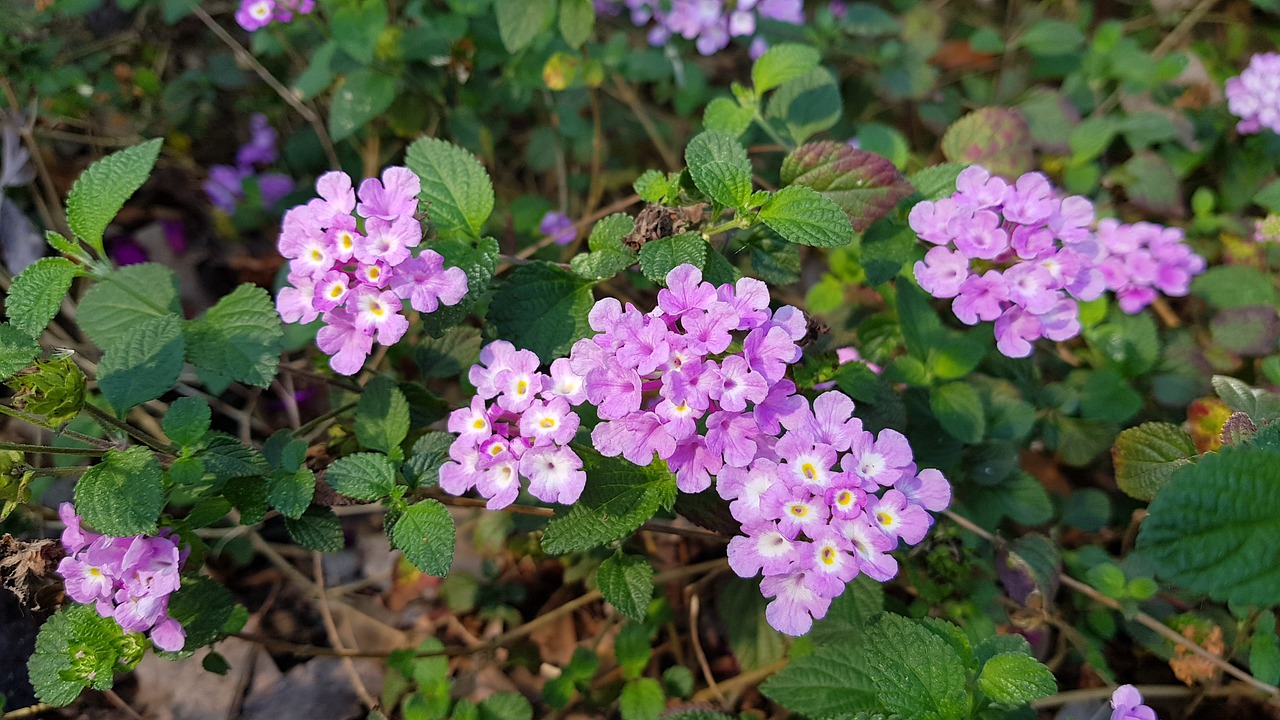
910;166;1203;357
235;0;313;31
56;504;186;652
275;168;468;375
1226;52;1280;135
440;343;588;508
595;0;804;56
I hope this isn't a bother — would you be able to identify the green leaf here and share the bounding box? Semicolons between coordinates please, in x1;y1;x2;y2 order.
977;652;1056;704
862;614;968;720
490;261;594;363
1017;18;1084;55
759;185;853;247
764;67;842;145
329;69;397;142
326;452;397;501
1252;611;1280;686
66;138;162;253
30;605;124;706
908;163;967;201
633;170;673;204
284;506;344;552
7;257;77;338
541;448;677;554
391;499;456;575
760;641;878;717
96;314;185;413
597;552;653;622
77;263;181;350
1069;116;1120;162
74;446;164;536
415;326;482;378
638;232;707;283
940;107;1034;178
619;678;664;720
184;284;283;387
685;131;753;209
0;323;40;380
1109;152;1182;219
1192;265;1277;309
166;575;236;650
780;142;913;232
703;97;755;137
292;41;336;100
404;431;455;487
570;213;638;280
1112;422;1197;501
163;397;211;448
752;43;821;93
331;0;387;65
356;377;410;456
406;137;495;240
558;0;594;48
198;432;269;480
268;468;315;519
1080;368;1142;423
809;576;886;644
1137;446;1280;606
423;236;500;334
931;382;985;444
495;0;554;52
1212;375;1280;422
477;692;533;720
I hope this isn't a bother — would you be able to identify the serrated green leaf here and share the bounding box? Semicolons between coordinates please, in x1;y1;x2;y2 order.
760;642;878;717
1191;265;1277;310
809;576;885;644
570;213;637;280
163;397;211;448
197;433;269;480
558;0;594;47
759;185;854;247
494;0;554;52
329;69;397;142
490;261;594;363
1112;422;1197;501
1212;375;1280;422
7;257;77;338
703;97;754;137
1137;446;1280;606
597;552;653;622
940;107;1033;178
326;452;397;501
406;137;495;240
77;263;181;350
96;314;185;413
224;475;269;524
908;163;967;201
166;575;236;651
404;431;454;488
685;131;753;209
184;284;283;387
619;678;664;720
284;506;344;552
391;499;455;575
977;652;1056;704
268;467;315;519
415;326;482;378
633;170;672;204
356;377;410;456
752;43;820;93
66;139;162;253
0;322;40;380
74;446;163;536
423;236;499;334
638;232;707;283
541;448;677;554
764;67;842;145
780;142;913;232
930;381;985;443
862;614;968;720
30;605;124;706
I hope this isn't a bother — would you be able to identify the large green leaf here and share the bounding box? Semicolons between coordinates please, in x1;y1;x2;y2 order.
540;448;677;554
940;107;1033;178
66;139;162;253
764;67;842;145
325;452;397;501
183;284;283;387
391;498;456;575
329;69;397;142
1112;422;1197;501
861;614;969;720
597;552;653;622
759;185;854;247
30;605;125;705
1137;446;1280;606
494;0;554;52
356;377;410;456
760;641;878;717
490;261;594;363
77;263;181;351
7;257;78;338
752;43;821;93
96;314;185;413
406;137;495;240
685;131;753;210
637;232;707;283
780;142;913;232
74;446;164;536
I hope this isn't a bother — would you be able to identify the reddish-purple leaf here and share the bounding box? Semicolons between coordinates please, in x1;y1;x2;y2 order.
940;107;1034;178
780;142;914;232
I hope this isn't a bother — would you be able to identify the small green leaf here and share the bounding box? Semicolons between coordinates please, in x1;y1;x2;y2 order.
356;377;410;456
1252;611;1280;686
7;257;78;339
930;382;985;443
764;67;842;145
977;652;1056;704
558;0;594;48
197;433;269;480
495;0;554;52
415;326;482;378
908;163;968;201
329;69;397;142
268;468;315;519
284;506;344;552
74;446;164;537
184;284;283;388
638;232;707;283
759;185;854;247
752;43;821;93
406;137;496;241
619;678;664;720
391;499;456;575
163;397;212;448
490;261;595;363
541;448;677;554
597;552;653;622
30;605;125;706
703;97;755;137
96;314;185;413
478;692;533;720
685;131;753;209
77;263;181;350
0;323;40;380
570;213;637;280
1069;116;1120;162
66;139;162;253
166;575;237;650
1112;422;1197;501
1212;375;1280;422
326;452;397;501
404;431;454;487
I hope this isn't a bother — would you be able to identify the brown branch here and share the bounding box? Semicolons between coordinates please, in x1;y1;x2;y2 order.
312;552;379;713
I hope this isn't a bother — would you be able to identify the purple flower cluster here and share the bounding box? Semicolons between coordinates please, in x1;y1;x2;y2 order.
204;113;293;215
56;504;186;652
1111;685;1158;720
1226;52;1280;135
910;166;1204;357
595;0;804;56
235;0;313;31
275;167;468;375
441;343;588;508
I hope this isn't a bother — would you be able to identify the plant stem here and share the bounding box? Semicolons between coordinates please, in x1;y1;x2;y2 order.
294;400;358;439
82;404;176;454
0;442;105;456
0;404;112;449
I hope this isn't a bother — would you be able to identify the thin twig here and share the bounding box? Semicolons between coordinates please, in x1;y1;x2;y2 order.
82;403;175;454
690;658;790;703
688;593;725;704
103;689;144;720
0;442;105;456
1;703;54;719
312;552;380;712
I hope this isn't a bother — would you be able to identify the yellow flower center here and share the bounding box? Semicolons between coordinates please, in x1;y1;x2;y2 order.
836;490;853;506
540;417;556;429
801;463;817;480
517;379;528;396
472;418;486;429
821;547;836;565
790;504;807;517
329;285;343;298
876;512;892;526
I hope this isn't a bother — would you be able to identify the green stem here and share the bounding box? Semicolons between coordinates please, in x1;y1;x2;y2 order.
752;110;793;151
704;218;746;238
82;404;175;454
26;465;88;477
294;400;358;438
0;404;111;449
0;443;105;456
